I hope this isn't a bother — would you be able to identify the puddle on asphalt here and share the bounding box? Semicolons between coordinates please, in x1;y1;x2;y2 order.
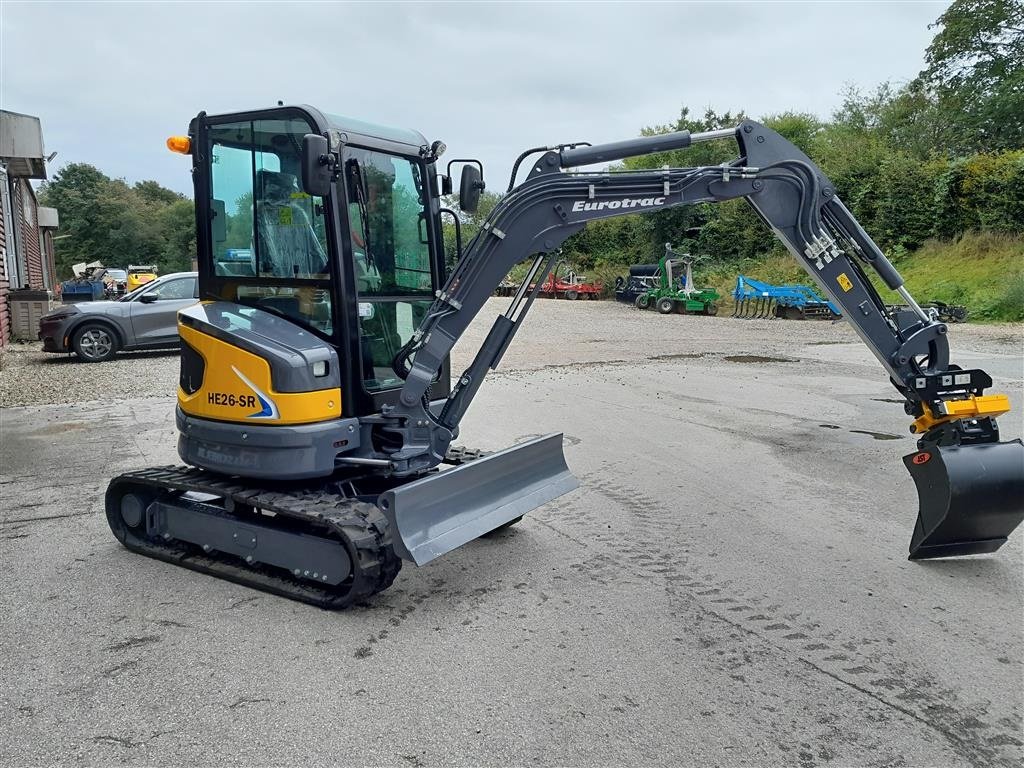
819;424;903;440
723;355;799;364
849;429;903;441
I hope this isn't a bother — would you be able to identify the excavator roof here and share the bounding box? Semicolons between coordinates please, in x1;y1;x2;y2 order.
320;110;428;150
195;106;429;156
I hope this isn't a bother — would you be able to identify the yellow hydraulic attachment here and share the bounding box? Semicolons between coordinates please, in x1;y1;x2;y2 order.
910;394;1011;434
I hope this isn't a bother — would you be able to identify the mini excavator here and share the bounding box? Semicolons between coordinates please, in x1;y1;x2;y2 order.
106;106;1024;608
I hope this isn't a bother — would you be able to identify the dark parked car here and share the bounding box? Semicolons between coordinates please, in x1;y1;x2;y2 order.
39;272;198;362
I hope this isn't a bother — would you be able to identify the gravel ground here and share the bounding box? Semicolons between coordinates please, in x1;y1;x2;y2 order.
4;296;1019;765
1;299;1021;408
2;298;1022;766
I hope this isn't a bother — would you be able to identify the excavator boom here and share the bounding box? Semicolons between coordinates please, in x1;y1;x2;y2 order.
376;121;1023;561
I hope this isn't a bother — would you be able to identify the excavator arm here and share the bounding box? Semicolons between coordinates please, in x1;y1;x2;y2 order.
377;121;1022;561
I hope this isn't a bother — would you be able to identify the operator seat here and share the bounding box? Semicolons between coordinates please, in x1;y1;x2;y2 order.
254;169;326;278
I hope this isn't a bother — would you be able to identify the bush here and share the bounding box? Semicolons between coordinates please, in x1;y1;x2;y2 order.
935;151;1024;236
876;155;947;249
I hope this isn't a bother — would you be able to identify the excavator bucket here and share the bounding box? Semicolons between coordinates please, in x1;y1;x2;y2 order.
905;439;1024;559
379;433;578;566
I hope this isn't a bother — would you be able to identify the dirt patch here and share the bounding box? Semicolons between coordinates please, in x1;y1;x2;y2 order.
29;421;91;436
649;352;707;361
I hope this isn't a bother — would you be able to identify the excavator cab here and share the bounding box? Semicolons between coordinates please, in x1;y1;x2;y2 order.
190;108;451;416
178;106;572;488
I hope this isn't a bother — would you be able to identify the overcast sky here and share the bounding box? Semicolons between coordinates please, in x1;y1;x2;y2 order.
3;1;948;197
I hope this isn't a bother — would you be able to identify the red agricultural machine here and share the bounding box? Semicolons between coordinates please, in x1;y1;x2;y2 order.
530;260;602;299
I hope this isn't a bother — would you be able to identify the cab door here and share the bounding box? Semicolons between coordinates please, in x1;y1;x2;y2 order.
341;146;450;413
129;276;198;345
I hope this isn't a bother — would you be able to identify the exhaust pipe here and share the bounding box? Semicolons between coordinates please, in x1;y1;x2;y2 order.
905;439;1024;559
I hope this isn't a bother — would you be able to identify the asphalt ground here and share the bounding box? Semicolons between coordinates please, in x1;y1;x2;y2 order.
1;300;1022;767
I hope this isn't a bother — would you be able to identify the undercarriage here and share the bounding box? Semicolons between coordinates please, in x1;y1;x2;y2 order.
106;465;402;608
104;443;555;607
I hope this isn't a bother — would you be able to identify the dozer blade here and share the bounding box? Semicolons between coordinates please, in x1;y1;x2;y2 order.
379;433;578;566
905;439;1024;559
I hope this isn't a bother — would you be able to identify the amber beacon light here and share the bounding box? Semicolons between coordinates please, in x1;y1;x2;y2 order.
166;136;191;154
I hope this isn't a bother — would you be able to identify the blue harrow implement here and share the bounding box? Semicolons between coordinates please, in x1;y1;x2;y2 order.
731;275;841;319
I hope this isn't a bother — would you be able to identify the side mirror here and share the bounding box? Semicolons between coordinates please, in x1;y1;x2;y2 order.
301;134;332;197
459;165;484;213
139;292;159;304
440;175;453;195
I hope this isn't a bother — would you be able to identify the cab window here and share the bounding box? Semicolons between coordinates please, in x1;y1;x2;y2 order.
345;149;433;297
344;148;437;391
207;117;333;335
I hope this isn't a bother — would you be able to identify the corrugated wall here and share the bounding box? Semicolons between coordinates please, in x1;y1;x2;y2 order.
13;179;43;289
41;229;57;289
0;170;9;347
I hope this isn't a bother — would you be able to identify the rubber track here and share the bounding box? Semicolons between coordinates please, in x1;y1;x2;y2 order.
107;465;403;609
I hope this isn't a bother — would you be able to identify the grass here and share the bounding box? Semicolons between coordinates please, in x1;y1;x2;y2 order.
698;232;1024;322
890;233;1024;322
502;232;1022;323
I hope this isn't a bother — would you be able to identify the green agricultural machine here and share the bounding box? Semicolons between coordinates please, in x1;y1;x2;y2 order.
635;243;720;315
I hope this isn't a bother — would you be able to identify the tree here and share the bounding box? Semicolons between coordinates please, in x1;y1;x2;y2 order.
159;199;198;272
38;163;196;279
134;179;183;207
762;112;822;154
919;0;1024;151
